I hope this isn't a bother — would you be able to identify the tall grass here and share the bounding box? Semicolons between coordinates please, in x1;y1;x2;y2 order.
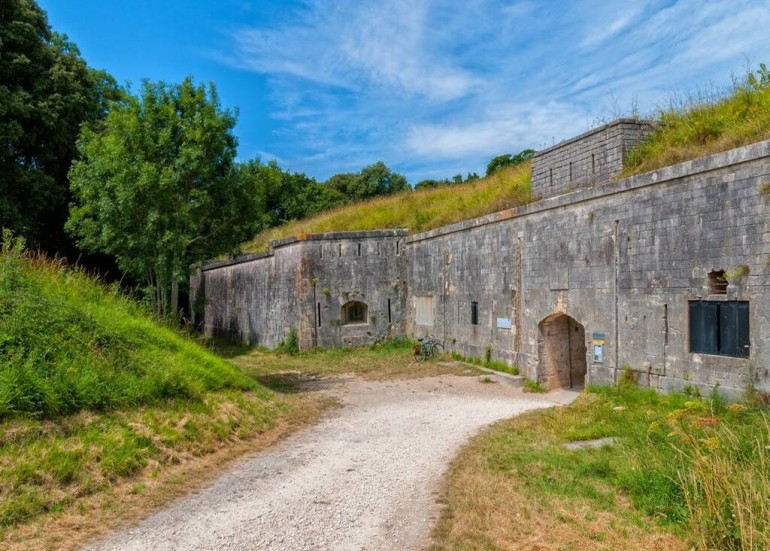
242;163;531;252
625;63;770;175
430;384;770;550
667;404;770;550
0;232;259;419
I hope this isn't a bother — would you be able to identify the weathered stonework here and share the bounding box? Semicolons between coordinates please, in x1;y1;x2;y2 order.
191;230;407;350
531;118;656;199
193;125;770;399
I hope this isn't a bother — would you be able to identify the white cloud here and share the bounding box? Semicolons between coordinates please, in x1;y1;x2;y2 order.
219;0;770;182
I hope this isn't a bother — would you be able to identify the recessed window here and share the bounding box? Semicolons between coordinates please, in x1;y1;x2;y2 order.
317;302;322;327
708;270;728;295
415;296;434;326
689;300;749;358
357;243;362;256
342;301;367;325
471;301;479;325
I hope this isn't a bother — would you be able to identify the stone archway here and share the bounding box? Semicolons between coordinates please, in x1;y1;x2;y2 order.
537;313;587;389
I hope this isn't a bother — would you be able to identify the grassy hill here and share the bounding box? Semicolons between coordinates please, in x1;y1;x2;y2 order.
0;234;280;533
241;66;770;253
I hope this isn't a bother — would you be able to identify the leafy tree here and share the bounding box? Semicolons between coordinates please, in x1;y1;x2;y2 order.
238;160;346;231
414;179;446;190
486;149;536;176
67;77;257;317
0;0;120;252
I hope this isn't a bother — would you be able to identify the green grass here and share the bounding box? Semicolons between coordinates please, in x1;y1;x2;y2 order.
430;384;770;550
242;163;531;252
450;352;520;376
624;64;770;176
0;236;260;419
0;236;282;534
224;336;480;386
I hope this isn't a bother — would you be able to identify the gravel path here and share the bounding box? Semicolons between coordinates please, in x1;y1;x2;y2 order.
84;375;576;551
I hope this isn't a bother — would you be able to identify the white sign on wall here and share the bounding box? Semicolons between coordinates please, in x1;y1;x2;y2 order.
496;317;512;329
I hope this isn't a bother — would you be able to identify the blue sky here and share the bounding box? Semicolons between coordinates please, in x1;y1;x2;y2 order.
40;0;770;184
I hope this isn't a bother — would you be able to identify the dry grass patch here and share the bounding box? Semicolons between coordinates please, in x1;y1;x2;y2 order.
222;339;481;384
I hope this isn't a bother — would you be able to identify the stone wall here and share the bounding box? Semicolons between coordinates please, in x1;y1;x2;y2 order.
531;119;656;199
408;139;770;398
191;230;407;350
192;127;770;398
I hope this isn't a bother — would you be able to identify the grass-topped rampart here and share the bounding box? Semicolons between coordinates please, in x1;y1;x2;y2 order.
242;163;531;253
624;64;770;176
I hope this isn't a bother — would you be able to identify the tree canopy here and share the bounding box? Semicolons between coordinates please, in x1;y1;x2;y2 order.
325;161;409;201
0;0;120;252
486;149;536;176
67;77;257;317
237;159;346;231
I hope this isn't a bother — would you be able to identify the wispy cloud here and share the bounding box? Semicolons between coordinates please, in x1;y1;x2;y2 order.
223;0;770;183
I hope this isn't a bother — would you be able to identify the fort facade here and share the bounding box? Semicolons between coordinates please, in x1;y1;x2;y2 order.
191;120;770;398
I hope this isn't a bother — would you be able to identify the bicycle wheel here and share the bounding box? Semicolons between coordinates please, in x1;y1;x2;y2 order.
414;345;426;362
430;343;444;358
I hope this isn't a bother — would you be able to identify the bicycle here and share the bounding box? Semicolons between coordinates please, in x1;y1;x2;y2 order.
413;335;444;362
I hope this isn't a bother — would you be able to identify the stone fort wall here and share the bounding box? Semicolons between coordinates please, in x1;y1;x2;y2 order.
191;230;407;350
193;124;770;398
531;119;656;199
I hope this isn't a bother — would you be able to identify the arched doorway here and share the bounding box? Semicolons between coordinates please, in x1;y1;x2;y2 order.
537;313;587;389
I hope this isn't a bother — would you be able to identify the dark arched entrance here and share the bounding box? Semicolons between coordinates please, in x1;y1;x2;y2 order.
537;313;587;389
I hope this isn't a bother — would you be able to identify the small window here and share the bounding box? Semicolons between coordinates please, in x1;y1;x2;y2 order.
591;153;595;174
471;301;479;325
342;301;367;325
549;168;553;186
317;302;322;327
387;298;392;323
708;270;728;295
415;296;434;326
689;300;749;358
357;243;361;256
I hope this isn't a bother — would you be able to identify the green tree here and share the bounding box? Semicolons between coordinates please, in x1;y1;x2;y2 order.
238;160;346;231
485;149;536;176
0;0;119;252
67;77;257;318
348;161;409;201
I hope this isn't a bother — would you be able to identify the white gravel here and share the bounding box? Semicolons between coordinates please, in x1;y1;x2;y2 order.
84;375;576;551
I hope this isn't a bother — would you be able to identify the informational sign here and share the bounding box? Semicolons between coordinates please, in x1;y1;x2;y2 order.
496;317;512;329
592;331;605;363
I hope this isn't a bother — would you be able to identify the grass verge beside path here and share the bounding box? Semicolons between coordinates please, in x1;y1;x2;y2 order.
222;338;480;384
429;384;770;551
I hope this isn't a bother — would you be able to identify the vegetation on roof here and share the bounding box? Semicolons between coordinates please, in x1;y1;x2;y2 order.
624;63;770;175
241;163;532;253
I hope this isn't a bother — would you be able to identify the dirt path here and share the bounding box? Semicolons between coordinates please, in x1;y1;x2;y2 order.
84;375;576;551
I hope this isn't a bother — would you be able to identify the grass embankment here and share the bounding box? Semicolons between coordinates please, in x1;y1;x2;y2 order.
430;384;770;551
625;64;770;176
242;163;531;253
0;238;293;549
